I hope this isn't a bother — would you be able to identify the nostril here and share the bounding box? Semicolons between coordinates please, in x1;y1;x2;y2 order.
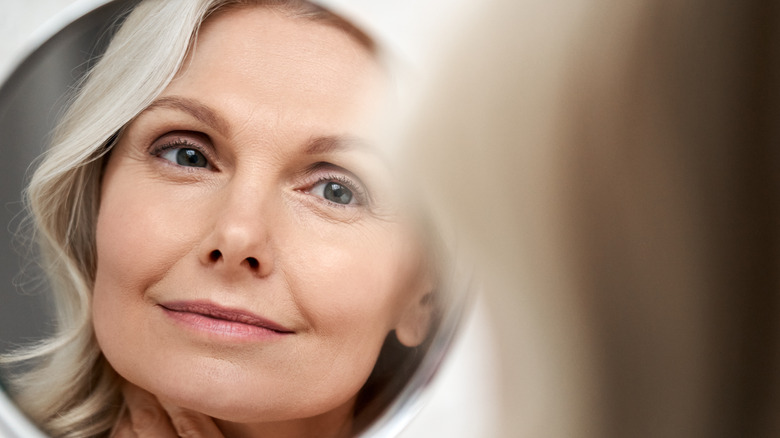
209;250;222;262
246;257;259;270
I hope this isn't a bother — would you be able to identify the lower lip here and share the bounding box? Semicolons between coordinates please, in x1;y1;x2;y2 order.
161;307;290;342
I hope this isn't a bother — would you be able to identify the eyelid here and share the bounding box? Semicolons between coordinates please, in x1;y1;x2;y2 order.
149;132;216;169
302;162;371;207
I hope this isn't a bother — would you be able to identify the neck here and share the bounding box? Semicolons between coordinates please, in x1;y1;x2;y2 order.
213;400;355;438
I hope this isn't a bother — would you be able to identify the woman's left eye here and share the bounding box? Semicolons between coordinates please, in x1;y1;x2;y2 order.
310;181;356;205
159;148;210;168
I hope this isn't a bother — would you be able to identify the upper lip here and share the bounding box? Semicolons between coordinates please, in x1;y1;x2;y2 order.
159;300;294;334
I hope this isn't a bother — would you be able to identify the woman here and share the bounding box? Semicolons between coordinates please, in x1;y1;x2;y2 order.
0;1;442;437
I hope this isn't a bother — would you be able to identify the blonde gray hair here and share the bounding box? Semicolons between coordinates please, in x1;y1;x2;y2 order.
0;1;383;436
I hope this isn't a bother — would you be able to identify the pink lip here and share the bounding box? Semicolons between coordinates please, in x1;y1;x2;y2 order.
158;300;293;340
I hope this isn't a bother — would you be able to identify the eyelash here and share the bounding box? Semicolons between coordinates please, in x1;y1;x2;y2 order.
307;172;369;208
149;137;213;169
148;137;369;208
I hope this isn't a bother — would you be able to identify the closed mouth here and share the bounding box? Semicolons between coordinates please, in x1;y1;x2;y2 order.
158;301;294;334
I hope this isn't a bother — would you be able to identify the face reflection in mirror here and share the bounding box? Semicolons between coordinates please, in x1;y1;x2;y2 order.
91;6;433;437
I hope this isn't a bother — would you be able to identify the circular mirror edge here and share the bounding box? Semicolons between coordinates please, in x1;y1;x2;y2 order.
0;2;128;437
358;275;475;438
0;1;474;436
0;387;46;438
0;0;121;91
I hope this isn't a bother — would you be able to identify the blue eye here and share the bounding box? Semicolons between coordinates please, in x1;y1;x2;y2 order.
160;148;209;168
311;181;355;205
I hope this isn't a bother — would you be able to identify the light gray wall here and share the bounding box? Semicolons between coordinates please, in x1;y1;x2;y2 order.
0;0;137;355
0;0;80;355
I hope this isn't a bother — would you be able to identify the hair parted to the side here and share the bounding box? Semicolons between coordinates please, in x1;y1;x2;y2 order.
1;2;227;435
0;1;416;437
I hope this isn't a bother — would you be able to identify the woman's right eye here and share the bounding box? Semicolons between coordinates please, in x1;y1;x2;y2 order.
159;147;210;168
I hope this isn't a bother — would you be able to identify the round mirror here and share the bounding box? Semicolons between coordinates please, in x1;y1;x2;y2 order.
0;1;468;436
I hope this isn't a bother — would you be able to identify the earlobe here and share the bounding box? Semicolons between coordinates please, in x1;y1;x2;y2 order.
395;292;435;347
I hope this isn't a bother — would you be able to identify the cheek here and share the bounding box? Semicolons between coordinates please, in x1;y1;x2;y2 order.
281;233;423;407
94;164;200;299
92;164;199;367
94;197;148;294
291;229;419;336
92;173;155;369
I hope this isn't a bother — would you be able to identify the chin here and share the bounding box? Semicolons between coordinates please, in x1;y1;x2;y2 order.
124;362;357;424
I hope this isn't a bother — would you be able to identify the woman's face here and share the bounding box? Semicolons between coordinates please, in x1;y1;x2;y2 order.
92;6;431;433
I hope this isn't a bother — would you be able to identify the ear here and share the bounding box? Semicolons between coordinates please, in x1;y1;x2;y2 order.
394;287;435;348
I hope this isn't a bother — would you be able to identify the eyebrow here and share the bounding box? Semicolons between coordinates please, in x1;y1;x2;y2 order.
144;97;383;159
304;135;370;155
145;96;231;136
305;135;390;168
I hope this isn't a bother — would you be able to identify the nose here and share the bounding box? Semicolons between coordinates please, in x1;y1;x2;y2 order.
199;185;275;278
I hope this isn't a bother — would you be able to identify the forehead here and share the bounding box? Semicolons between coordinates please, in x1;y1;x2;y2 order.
157;5;386;138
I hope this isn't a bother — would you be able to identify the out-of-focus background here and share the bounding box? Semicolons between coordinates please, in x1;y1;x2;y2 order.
0;1;500;437
6;1;779;438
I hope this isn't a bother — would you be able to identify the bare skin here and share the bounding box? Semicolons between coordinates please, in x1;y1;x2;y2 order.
96;6;432;438
114;382;224;438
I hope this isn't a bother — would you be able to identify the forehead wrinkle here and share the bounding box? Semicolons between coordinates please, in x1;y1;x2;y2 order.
146;96;231;137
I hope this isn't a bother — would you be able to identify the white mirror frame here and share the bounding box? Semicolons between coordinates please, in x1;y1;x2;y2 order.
0;1;471;436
